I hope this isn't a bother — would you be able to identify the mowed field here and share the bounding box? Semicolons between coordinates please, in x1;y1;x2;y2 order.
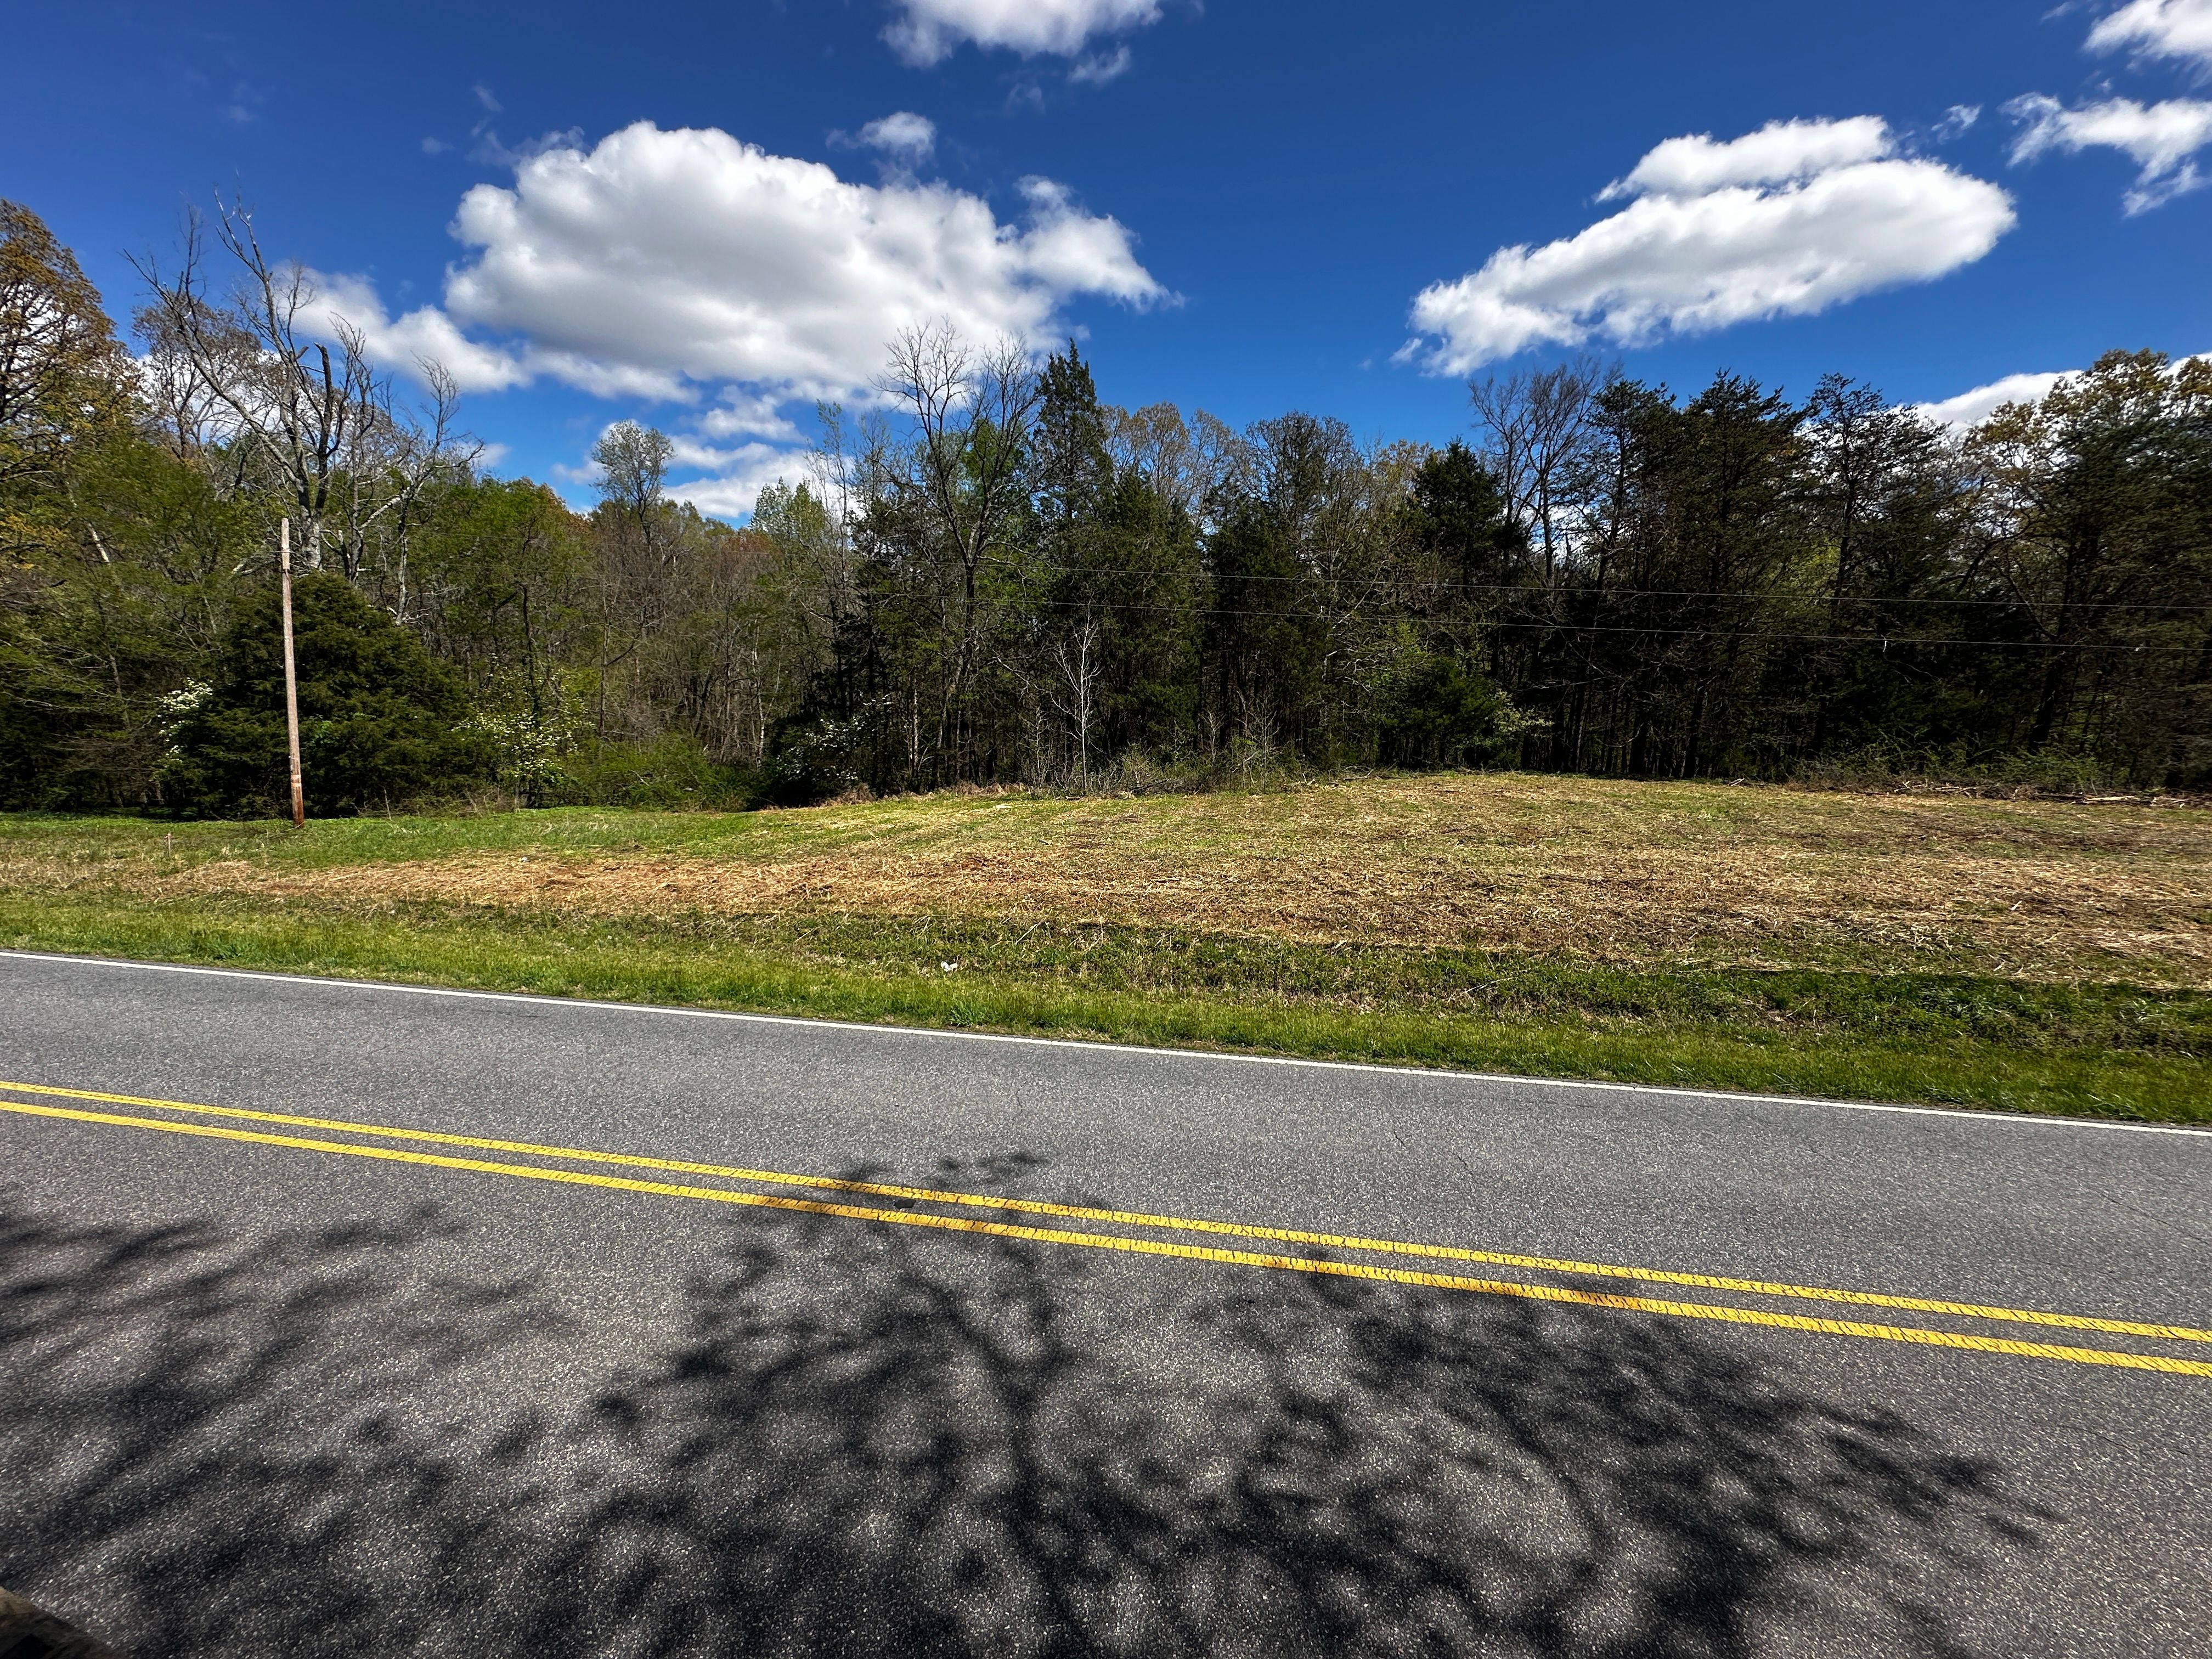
5;774;2208;1121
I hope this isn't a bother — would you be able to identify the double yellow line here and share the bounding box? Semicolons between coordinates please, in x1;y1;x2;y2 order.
3;1077;2208;1378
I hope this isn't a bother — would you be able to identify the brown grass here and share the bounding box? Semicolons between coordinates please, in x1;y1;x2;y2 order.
18;774;2204;985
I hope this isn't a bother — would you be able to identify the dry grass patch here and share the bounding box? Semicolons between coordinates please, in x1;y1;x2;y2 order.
18;774;2206;985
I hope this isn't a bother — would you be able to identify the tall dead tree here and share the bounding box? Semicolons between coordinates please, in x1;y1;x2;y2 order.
132;198;469;585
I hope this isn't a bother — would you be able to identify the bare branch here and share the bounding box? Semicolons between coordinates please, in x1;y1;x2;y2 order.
131;193;473;583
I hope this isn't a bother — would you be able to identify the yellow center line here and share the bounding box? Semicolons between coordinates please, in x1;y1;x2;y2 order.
2;1097;2208;1379
3;1078;2205;1348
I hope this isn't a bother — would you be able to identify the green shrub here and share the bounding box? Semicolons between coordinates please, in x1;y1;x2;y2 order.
552;732;759;809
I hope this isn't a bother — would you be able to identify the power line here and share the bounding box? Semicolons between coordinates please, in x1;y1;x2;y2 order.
977;558;2212;612
994;594;2204;653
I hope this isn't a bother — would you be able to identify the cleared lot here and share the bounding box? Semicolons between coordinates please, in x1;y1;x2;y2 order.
4;774;2208;1118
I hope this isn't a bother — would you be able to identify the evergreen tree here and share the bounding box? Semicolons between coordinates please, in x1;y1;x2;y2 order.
165;574;491;815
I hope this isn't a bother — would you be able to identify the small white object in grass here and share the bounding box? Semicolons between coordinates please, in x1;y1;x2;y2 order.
940;961;959;972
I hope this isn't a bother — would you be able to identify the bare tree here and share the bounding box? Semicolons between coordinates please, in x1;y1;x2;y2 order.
1467;354;1612;583
132;198;470;581
1049;612;1103;783
1105;402;1243;527
132;294;256;479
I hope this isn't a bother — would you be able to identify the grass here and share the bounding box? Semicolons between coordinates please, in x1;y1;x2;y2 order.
3;772;2208;1124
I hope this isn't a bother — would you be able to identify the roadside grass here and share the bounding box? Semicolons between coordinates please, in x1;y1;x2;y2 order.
3;773;2205;1123
3;888;2204;1126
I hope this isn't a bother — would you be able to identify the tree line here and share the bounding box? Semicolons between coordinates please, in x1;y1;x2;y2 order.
4;198;2208;816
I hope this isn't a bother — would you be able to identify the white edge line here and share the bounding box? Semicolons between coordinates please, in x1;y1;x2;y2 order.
2;947;2205;1138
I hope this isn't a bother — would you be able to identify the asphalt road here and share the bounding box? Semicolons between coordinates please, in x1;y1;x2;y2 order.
2;949;2208;1658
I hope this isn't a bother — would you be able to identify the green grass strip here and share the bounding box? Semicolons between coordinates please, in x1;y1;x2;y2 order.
2;893;2202;1126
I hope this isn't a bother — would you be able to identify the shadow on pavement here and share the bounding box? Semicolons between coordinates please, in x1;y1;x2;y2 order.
0;1165;2047;1658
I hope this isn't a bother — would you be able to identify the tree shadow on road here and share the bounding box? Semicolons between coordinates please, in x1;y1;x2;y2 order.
0;1162;2047;1658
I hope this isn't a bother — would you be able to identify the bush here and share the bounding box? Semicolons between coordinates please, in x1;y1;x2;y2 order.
1378;655;1528;770
551;733;758;809
757;714;870;807
161;574;493;816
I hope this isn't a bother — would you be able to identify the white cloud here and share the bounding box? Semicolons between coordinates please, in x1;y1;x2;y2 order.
304;121;1170;519
314;121;1164;410
470;125;586;170
1598;116;1892;200
447;123;1164;398
696;388;804;443
2088;0;2212;72
1001;176;1161;299
664;438;808;521
302;271;532;393
1934;104;1982;141
2005;94;2212;212
1910;351;2210;428
669;475;792;522
837;111;938;163
884;0;1161;66
1404;118;2015;374
1910;370;2072;430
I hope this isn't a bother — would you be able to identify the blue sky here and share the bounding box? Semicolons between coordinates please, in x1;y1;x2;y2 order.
10;0;2210;518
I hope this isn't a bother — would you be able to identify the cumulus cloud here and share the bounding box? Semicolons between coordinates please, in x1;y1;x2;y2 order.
437;122;1165;399
696;388;804;443
2005;93;2212;211
1404;118;2015;374
884;0;1162;66
312;122;1165;408
663;439;808;520
1597;116;1893;199
305;122;1169;519
2088;0;2212;72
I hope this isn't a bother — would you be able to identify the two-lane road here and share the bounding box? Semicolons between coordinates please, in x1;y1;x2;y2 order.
2;950;2207;1656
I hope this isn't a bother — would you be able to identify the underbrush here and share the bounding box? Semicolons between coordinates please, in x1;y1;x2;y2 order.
1789;742;2209;804
543;735;760;811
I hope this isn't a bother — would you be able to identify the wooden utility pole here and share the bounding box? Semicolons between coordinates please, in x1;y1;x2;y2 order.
279;517;305;828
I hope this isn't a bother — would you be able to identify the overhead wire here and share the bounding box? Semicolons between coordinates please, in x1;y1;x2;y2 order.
971;557;2212;612
985;593;2205;653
